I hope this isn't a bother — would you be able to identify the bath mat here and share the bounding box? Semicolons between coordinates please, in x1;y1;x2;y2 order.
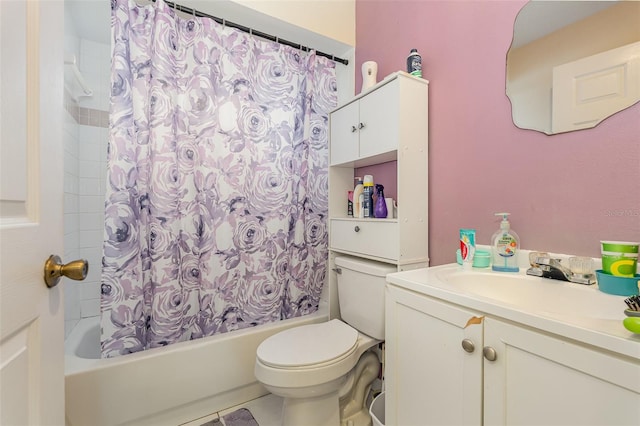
200;408;259;426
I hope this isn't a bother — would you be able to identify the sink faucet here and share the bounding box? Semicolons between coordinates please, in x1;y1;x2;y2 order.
526;255;596;285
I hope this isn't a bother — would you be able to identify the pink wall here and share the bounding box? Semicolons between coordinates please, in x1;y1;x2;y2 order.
356;0;640;266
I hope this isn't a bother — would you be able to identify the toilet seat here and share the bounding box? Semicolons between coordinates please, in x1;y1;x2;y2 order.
257;320;358;369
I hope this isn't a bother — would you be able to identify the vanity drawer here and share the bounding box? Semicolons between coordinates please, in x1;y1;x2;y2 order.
330;219;398;260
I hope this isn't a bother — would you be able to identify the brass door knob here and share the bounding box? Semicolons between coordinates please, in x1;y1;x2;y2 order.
43;255;88;288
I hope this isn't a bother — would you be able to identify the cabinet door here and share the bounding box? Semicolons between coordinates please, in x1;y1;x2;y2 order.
484;317;640;426
329;100;359;165
385;285;483;426
358;79;398;159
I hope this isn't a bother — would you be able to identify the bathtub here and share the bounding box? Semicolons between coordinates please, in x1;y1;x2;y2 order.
65;309;327;426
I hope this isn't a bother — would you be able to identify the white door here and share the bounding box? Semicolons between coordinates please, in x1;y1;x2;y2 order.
552;41;640;133
1;1;65;425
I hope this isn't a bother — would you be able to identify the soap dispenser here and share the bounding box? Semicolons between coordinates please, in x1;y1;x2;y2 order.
491;212;520;272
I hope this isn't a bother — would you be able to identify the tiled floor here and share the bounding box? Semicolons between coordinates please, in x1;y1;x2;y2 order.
181;394;283;426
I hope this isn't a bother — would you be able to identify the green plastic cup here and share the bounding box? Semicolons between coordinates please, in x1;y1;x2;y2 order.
601;241;639;277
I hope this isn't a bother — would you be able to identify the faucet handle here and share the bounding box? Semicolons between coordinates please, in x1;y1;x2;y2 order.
529;251;550;267
569;256;594;275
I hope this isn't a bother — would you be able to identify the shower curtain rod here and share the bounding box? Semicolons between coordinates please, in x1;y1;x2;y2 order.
153;0;349;65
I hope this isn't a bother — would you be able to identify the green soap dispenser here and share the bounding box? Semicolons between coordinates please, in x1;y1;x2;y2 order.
491;213;520;272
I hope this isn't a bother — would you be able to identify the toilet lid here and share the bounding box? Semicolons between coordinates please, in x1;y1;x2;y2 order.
257;320;358;368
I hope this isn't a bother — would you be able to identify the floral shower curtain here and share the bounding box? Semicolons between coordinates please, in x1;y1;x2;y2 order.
101;0;337;357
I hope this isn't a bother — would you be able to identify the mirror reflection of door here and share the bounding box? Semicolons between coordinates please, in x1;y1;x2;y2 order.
506;1;640;135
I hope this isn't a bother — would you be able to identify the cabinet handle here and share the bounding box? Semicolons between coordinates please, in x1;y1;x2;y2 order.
354;226;360;232
483;346;498;361
461;339;475;353
351;125;358;133
358;122;365;130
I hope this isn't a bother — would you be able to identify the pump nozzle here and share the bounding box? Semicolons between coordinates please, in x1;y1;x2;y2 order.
495;212;511;230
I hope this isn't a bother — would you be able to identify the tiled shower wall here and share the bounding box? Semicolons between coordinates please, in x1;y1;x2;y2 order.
63;39;110;337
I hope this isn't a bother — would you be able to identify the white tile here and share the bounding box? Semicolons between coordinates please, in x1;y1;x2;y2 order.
65;319;80;339
79;139;101;162
79;160;102;179
80;298;100;318
64;282;81;321
64;192;79;214
79;229;103;249
64;213;79;234
64;151;79;177
79;195;104;213
64;231;79;252
79;212;102;231
64;174;79;194
79;178;102;196
85;265;101;283
81;281;101;301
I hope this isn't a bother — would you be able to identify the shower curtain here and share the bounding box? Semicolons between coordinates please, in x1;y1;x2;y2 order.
101;0;337;357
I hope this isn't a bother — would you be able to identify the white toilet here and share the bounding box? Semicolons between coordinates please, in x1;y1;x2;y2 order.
254;256;395;426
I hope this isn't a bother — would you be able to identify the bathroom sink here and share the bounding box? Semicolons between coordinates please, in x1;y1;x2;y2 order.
435;268;625;321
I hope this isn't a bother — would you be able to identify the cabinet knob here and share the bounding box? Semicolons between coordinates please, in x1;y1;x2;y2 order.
483;346;498;361
358;122;365;130
354;226;360;232
351;125;358;133
461;339;475;353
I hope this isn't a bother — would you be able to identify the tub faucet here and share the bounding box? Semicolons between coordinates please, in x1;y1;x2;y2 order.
526;255;596;285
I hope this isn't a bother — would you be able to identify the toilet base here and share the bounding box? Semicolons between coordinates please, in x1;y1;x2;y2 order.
281;392;341;426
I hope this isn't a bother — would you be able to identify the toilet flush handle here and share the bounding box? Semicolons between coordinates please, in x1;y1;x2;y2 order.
332;267;342;274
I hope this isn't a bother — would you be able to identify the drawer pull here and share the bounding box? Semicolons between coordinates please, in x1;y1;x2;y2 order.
354;226;360;232
351;125;358;133
358;122;365;130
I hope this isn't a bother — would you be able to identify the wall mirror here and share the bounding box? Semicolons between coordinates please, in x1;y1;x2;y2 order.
506;1;640;135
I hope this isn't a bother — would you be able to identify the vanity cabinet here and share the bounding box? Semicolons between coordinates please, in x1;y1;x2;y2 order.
385;284;640;426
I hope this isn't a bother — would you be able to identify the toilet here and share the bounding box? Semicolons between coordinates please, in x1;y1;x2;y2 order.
255;256;396;426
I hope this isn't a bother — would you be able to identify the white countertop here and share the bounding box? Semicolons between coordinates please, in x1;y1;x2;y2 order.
386;263;640;360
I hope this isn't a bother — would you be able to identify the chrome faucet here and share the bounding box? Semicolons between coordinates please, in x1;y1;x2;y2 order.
526;254;596;285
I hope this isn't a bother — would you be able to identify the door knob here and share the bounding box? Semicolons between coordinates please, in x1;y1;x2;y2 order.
43;255;88;288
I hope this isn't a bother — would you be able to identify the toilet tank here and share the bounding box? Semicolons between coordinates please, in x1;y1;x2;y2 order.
334;256;396;340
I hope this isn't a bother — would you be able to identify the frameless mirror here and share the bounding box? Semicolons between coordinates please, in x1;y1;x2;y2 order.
506;1;640;135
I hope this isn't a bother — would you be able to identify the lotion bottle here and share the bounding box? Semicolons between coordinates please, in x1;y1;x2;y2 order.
353;177;364;218
491;212;520;272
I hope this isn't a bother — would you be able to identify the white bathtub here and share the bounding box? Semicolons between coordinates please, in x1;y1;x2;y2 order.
65;310;327;426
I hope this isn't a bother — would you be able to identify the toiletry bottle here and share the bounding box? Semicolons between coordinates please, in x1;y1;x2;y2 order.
362;175;374;218
374;184;387;218
407;49;422;78
491;212;520;272
353;177;364;218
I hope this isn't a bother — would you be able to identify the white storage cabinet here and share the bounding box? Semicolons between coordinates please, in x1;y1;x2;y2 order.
328;72;429;268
